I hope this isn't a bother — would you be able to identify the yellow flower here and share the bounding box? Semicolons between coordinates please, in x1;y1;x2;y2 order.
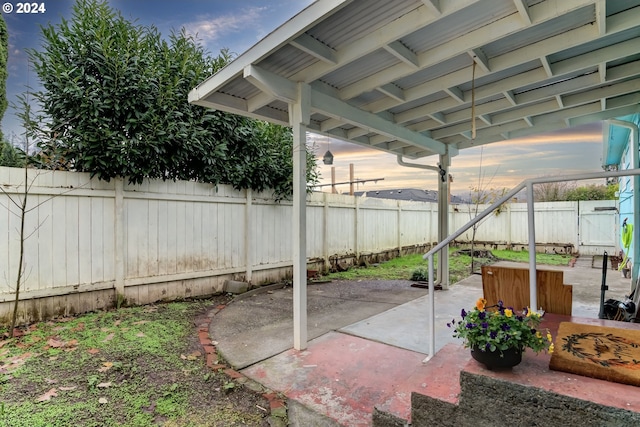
504;308;513;317
549;343;554;354
475;298;487;311
546;332;553;342
526;307;534;317
536;331;542;339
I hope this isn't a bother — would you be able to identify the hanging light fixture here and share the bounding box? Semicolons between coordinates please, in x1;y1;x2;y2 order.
322;138;334;164
323;149;334;165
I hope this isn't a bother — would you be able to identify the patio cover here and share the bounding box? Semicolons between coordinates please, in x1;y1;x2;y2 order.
190;0;640;350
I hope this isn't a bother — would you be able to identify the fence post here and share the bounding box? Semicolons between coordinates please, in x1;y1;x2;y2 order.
397;200;402;256
245;188;253;284
507;203;512;248
114;177;125;305
323;192;330;271
355;196;360;261
430;201;436;244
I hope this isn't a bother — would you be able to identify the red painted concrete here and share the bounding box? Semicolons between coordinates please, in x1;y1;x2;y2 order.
417;344;471;405
241;316;640;426
242;331;469;426
464;314;640;412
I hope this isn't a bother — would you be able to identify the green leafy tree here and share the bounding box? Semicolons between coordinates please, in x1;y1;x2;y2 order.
0;140;25;167
565;184;616;201
534;181;617;202
26;0;317;197
605;182;619;200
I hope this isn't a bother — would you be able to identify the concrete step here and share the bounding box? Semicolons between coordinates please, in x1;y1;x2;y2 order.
243;331;449;427
406;317;640;427
373;343;470;427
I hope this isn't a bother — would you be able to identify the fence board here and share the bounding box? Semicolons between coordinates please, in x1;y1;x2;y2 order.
175;199;187;272
199;201;210;271
145;199;157;277
51;196;67;288
77;196;92;286
64;196;80;288
103;198;115;282
35;194;51;290
0;194;9;288
91;197;106;284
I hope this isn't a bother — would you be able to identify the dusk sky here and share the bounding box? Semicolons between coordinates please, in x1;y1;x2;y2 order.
2;0;605;195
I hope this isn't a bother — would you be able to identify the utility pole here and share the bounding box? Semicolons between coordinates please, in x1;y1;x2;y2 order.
331;167;337;193
318;163;384;193
350;163;355;195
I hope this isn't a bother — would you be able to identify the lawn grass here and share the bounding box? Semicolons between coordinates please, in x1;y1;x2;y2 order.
0;299;269;427
325;248;572;283
491;249;572;266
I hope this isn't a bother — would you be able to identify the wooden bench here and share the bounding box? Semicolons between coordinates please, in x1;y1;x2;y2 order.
481;265;573;315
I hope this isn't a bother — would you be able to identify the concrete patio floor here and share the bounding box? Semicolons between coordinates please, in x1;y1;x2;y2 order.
209;259;637;426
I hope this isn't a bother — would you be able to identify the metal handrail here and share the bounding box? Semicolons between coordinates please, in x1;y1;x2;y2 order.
422;167;640;362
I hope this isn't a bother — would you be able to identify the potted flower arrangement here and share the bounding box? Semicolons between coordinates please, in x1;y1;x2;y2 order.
448;298;554;369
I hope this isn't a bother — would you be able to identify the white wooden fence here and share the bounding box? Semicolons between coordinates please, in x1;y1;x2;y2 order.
0;167;618;324
450;199;619;256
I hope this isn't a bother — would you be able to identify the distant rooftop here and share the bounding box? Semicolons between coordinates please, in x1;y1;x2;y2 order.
355;188;468;204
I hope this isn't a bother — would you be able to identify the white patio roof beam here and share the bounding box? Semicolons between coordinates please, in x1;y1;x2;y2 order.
366;4;640;115
311;90;447;155
341;68;640;149
290;0;471;84
290;33;338;65
453;102;640;152
188;0;352;102
244;65;447;156
340;0;597;102
391;32;640;127
435;77;640;143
